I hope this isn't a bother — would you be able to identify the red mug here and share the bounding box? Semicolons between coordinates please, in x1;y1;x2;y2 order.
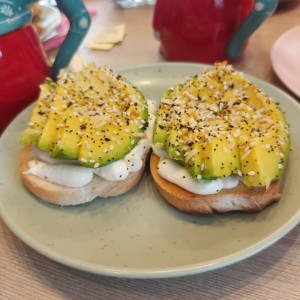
153;0;277;63
0;24;51;135
0;0;91;135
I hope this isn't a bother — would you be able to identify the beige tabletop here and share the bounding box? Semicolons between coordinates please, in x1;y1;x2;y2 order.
1;0;300;299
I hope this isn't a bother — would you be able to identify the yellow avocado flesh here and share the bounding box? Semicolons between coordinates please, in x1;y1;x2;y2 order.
50;112;86;159
20;64;148;168
20;79;56;146
78;122;140;168
153;88;175;145
165;125;186;161
200;134;241;179
37;83;77;152
240;130;289;187
153;63;290;187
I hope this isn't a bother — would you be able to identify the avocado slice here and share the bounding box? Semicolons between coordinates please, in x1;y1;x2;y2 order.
240;128;289;187
50;112;87;159
37;84;70;152
153;112;168;145
201;134;241;179
165;125;186;161
184;142;204;182
20;79;56;146
153;88;174;146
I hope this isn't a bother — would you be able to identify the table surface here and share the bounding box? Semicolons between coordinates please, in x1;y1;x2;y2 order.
1;0;300;299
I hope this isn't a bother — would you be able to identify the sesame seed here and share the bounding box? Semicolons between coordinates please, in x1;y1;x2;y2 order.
233;129;240;137
241;149;251;160
247;171;256;176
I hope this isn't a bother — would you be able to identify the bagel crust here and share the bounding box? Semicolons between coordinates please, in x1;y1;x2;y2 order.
150;153;281;214
20;146;145;206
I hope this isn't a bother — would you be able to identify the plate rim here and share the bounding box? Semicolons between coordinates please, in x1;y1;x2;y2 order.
270;25;300;98
1;62;300;279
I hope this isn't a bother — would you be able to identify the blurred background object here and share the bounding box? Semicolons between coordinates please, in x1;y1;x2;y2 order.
31;3;43;34
38;0;57;5
114;0;155;8
0;0;90;134
153;0;278;64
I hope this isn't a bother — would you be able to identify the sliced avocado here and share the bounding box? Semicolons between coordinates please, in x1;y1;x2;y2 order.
153;89;174;146
240;129;289;187
78;122;140;167
20;64;149;167
51;113;87;159
37;84;68;152
20;79;56;145
153;63;290;188
184;142;203;182
37;112;62;152
165;125;185;161
201;134;241;179
153;112;168;146
237;80;290;186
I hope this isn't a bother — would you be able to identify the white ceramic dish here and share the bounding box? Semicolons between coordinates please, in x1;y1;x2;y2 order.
39;4;61;41
271;25;300;98
0;63;300;279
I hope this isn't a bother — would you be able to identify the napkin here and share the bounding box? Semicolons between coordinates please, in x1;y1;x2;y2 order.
85;24;126;51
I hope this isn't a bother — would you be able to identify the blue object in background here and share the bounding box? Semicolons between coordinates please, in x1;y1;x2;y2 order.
0;0;91;78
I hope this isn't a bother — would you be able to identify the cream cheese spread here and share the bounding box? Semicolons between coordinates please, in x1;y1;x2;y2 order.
93;138;148;181
24;160;94;188
152;144;240;195
157;157;239;195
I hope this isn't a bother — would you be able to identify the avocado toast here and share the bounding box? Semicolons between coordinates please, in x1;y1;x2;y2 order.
150;63;290;214
20;64;153;205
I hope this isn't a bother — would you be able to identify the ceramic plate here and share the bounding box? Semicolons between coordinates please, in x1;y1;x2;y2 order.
0;63;300;279
39;5;61;41
271;25;300;98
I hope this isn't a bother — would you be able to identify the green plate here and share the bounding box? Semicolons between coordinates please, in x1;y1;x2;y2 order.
0;63;299;279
